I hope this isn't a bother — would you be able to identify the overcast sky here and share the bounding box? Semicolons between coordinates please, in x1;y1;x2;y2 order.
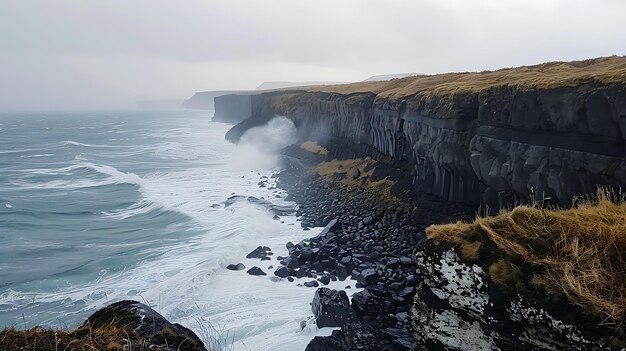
1;0;625;111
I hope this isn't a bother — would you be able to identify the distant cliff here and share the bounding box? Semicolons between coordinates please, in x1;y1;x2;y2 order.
182;90;243;110
218;56;626;211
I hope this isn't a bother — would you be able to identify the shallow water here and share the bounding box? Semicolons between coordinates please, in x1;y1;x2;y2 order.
0;110;354;350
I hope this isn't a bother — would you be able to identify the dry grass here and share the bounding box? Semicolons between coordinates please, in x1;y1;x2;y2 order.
0;323;208;351
314;157;399;205
0;324;138;351
300;141;329;155
307;56;626;101
427;188;626;321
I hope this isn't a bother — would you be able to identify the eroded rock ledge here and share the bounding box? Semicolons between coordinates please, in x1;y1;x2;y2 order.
219;56;626;212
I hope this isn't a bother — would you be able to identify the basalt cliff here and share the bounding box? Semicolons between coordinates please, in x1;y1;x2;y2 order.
215;56;626;350
219;56;626;212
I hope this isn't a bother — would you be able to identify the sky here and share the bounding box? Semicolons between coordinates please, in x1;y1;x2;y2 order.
0;0;625;111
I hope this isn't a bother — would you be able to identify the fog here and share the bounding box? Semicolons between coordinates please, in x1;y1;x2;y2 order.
1;0;625;111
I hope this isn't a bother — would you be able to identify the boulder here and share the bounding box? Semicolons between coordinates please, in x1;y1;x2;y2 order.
311;288;356;328
85;300;206;351
246;266;267;276
246;246;272;259
274;266;291;278
358;269;379;286
226;263;245;271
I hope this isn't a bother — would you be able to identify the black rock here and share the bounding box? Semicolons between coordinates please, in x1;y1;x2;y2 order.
358;269;379;286
226;263;245;271
274;266;291;278
284;256;300;269
86;300;207;351
246;266;267;276
246;246;271;259
393;337;414;351
319;273;332;285
304;280;320;288
311;288;356;328
319;218;340;237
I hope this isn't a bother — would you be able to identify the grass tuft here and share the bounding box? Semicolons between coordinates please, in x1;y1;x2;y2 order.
427;188;626;321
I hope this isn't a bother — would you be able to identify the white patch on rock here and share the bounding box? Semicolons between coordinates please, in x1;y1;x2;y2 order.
507;297;595;350
418;248;489;315
424;309;498;351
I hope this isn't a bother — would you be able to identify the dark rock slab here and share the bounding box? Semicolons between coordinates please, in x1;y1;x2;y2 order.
246;246;272;259
312;288;356;328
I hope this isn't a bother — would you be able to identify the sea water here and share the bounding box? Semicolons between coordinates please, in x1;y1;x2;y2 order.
0;110;352;350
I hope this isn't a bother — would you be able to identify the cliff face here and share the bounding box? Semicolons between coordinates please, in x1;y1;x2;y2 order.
182;90;244;111
219;57;626;210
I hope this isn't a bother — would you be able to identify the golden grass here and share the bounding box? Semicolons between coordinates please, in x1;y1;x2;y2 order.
314;157;400;205
0;324;137;351
427;188;626;321
307;56;626;101
300;141;329;155
0;324;204;351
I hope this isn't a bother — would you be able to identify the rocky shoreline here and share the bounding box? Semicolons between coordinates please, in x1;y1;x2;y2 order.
232;141;474;350
234;139;623;350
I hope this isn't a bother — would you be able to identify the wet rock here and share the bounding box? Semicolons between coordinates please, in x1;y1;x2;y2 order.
312;288;356;328
304;280;320;288
284;256;300;269
246;246;272;259
274;266;291;278
86;300;207;351
319;273;332;285
246;266;266;276
226;263;245;271
358;269;379;287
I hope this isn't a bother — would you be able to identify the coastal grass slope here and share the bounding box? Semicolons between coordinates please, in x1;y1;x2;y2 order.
426;188;626;322
310;56;626;101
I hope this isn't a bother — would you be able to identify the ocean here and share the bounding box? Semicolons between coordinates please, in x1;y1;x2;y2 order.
0;110;348;350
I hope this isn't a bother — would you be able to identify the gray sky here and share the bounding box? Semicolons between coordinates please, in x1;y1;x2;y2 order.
1;0;625;111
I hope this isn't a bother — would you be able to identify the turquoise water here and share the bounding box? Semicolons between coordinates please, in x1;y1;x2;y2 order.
0;110;344;350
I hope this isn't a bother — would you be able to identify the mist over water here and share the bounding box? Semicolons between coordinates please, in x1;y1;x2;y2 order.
235;116;297;170
0;111;351;350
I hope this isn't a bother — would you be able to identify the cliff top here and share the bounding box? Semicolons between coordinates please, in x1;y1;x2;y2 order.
308;56;626;101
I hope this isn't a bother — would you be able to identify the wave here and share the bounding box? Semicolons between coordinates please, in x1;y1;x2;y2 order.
0;148;41;154
20;154;54;158
14;162;145;190
61;140;120;148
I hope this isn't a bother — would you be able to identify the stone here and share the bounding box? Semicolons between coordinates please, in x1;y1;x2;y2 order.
319;218;340;237
311;288;356;328
246;246;271;259
351;167;361;179
319;273;332;285
226;263;245;271
246;266;266;276
274;266;291;278
358;269;379;286
86;300;207;351
304;280;319;288
284;256;300;269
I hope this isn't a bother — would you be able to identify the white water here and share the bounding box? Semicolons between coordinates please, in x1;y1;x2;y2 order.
0;111;359;350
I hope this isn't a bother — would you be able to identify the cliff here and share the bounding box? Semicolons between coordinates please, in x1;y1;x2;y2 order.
182;90;243;110
219;56;626;211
